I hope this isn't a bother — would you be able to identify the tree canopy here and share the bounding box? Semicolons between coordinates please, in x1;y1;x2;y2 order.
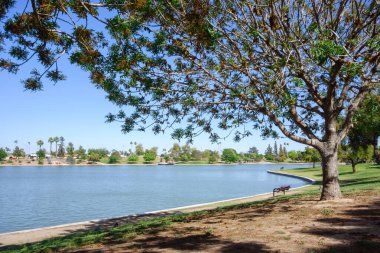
1;0;379;200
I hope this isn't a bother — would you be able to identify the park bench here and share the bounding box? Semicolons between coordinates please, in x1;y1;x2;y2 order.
273;185;291;197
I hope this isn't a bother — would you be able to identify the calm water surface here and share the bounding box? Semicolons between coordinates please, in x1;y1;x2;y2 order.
0;164;313;233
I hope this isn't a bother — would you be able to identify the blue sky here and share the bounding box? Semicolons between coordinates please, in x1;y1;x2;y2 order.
0;3;307;154
1;58;306;154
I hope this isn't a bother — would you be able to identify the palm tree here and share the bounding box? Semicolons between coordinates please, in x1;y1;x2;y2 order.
48;137;54;155
54;136;59;157
36;140;44;150
27;141;31;155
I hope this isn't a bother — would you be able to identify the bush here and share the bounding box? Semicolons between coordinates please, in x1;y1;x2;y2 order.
143;151;156;163
38;158;44;165
108;151;121;164
265;154;275;161
88;153;100;162
36;149;46;159
66;156;75;164
128;154;139;163
108;155;119;164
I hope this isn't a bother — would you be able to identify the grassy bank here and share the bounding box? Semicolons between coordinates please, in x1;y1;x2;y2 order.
279;163;380;193
1;163;379;253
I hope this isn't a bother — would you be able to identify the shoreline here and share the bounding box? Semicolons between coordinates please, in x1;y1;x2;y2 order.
0;161;315;167
0;169;316;247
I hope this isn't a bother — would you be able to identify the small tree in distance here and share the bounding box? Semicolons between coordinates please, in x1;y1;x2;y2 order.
36;140;44;150
66;142;75;157
0;148;7;161
128;154;139;164
221;149;239;163
143;151;156;163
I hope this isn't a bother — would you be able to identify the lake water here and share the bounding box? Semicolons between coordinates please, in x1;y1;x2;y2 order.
0;164;313;233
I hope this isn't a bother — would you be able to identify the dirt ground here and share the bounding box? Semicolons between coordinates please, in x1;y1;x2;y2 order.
72;193;380;253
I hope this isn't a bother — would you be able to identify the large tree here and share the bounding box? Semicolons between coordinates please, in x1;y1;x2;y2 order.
0;1;379;200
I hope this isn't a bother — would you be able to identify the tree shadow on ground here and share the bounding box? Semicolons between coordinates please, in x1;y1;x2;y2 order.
75;227;272;253
303;198;380;253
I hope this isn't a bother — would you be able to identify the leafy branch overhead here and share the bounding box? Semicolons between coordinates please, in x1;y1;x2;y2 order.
1;1;378;148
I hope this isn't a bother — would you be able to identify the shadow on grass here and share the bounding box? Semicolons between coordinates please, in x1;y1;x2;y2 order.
340;177;380;188
304;198;380;253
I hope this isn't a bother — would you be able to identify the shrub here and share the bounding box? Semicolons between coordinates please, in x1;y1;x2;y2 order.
66;156;75;165
108;155;119;164
108;151;121;164
128;154;139;163
38;158;44;165
36;149;46;159
143;151;156;163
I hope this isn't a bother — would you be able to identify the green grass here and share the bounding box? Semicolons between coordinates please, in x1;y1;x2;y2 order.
1;163;379;253
277;163;380;194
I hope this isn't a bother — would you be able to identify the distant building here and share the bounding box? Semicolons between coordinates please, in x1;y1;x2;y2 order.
29;154;38;159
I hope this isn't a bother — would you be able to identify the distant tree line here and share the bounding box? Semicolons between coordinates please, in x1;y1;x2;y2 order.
2;93;379;169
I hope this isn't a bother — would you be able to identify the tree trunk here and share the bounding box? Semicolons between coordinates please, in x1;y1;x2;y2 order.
320;147;342;200
351;160;357;173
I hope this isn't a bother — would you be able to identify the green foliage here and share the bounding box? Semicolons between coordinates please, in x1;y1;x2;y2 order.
264;144;275;161
143;151;156;163
12;146;25;158
311;40;346;64
265;154;274;161
36;149;46;159
88;152;100;162
248;146;259;155
302;147;320;167
108;151;121;164
75;146;87;160
221;148;239;163
288;150;300;161
128;154;139;163
36;140;44;150
1;1;379;199
88;148;109;159
135;144;144;156
339;145;373;172
57;144;65;158
0;148;7;161
208;151;220;164
350;93;380;164
66;142;75;157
